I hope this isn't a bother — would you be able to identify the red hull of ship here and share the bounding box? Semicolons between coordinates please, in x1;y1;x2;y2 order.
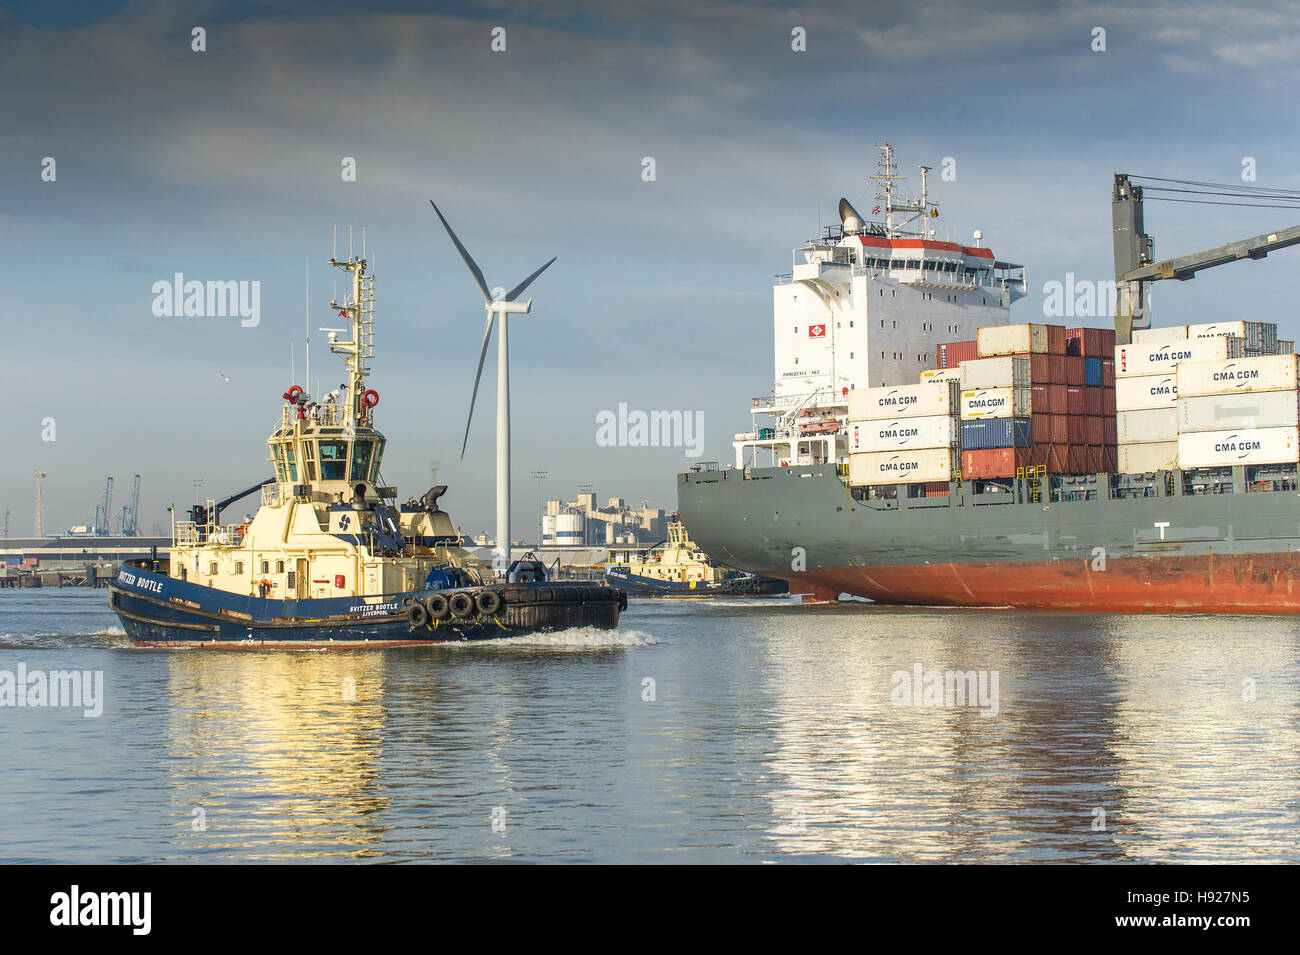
790;553;1300;613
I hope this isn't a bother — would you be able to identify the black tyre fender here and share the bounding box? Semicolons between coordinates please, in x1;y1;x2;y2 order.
407;602;430;629
617;591;628;612
449;591;475;618
475;589;502;615
426;594;450;620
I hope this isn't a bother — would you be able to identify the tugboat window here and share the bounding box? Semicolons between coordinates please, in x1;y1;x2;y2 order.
284;446;298;482
319;440;348;480
350;440;373;482
303;441;317;481
276;560;285;573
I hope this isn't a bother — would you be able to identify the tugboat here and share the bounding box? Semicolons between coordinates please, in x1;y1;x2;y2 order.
108;251;625;647
604;520;789;598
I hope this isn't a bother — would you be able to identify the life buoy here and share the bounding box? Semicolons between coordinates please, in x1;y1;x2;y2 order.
362;389;379;408
407;602;429;628
449;591;475;618
283;385;303;402
475;589;502;615
426;593;450;620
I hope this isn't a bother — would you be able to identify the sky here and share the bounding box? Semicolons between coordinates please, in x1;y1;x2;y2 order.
4;0;1300;538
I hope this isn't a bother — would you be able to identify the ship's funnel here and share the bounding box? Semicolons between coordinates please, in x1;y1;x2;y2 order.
838;197;864;235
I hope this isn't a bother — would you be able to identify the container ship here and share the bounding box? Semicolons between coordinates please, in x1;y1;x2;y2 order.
677;144;1300;613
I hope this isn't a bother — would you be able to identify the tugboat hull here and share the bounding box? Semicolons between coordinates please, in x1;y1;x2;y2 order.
604;568;789;598
109;562;625;648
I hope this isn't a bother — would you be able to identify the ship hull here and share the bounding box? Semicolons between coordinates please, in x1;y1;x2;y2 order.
678;464;1300;613
109;562;624;648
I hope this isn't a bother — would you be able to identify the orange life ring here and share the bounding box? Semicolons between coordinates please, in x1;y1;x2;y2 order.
283;385;303;401
362;389;380;408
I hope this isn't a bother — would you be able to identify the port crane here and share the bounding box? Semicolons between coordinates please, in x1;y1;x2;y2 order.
120;474;141;537
1112;172;1300;344
93;477;114;536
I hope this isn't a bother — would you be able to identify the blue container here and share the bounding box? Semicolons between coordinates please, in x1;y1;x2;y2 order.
1084;356;1102;387
960;417;1032;450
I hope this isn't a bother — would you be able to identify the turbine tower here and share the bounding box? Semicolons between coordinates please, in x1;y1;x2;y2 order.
430;201;555;575
33;470;46;538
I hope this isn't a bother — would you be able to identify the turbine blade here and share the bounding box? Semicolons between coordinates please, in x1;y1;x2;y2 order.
430;200;492;304
460;311;496;458
504;256;557;302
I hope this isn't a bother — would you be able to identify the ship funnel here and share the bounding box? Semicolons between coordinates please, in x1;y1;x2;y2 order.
838;197;865;235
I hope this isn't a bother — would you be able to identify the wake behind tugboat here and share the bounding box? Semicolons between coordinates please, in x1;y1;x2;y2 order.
108;239;625;648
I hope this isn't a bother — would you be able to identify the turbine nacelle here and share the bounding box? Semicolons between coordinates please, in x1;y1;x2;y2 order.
488;298;533;315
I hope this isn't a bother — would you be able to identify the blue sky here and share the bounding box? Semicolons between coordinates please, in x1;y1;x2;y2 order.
4;0;1300;536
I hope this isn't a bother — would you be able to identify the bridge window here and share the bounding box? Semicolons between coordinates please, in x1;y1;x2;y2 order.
351;440;374;482
303;441;317;481
319;440;348;481
284;446;298;483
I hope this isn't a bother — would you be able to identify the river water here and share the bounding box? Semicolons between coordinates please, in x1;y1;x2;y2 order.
1;588;1296;863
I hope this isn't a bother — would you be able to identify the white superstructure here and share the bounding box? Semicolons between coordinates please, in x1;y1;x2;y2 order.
736;143;1027;468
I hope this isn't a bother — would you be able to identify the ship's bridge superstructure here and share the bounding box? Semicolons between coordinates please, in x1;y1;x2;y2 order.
736;143;1027;468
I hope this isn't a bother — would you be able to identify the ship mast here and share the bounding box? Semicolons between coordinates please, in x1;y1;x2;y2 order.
870;142;938;239
327;254;374;434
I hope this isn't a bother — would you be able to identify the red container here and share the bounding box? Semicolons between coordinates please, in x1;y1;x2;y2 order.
1066;327;1116;357
1086;445;1105;473
923;481;950;497
1047;383;1067;410
1085;386;1103;416
938;340;978;368
962;447;1020;479
1014;352;1056;384
1030;443;1068;473
1104;446;1118;473
1085;415;1103;445
1103;388;1116;416
1101;358;1115;387
1065;356;1085;386
1067;415;1085;444
1067;445;1087;474
1046;325;1067;355
1044;414;1067;444
1066;386;1085;415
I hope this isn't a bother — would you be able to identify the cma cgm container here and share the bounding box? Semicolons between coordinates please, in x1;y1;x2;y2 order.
1115;374;1178;410
960;387;1032;420
849;381;959;420
1117;408;1178;444
1178;426;1300;468
959;417;1033;450
849;447;956;485
960;356;1031;390
920;367;963;385
851;415;958;452
1132;325;1188;343
1115;336;1244;378
1178;390;1300;432
1118;441;1178;473
1176;354;1300;398
977;323;1065;357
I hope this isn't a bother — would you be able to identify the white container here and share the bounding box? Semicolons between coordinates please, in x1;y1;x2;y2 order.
849;381;958;420
1115;374;1179;411
1177;390;1300;433
1176;354;1300;397
960;356;1031;390
850;415;958;452
1186;321;1248;340
1177;426;1300;468
848;447;955;485
1117;441;1179;473
959;387;1031;420
1132;325;1187;343
1115;336;1244;378
920;368;963;385
977;323;1049;357
1116;408;1178;443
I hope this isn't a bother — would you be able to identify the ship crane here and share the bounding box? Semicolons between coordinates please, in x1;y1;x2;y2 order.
1112;172;1300;344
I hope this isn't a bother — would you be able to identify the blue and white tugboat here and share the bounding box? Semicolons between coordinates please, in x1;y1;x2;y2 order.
109;250;625;647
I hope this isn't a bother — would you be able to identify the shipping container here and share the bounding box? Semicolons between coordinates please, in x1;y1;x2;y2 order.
1280;339;1295;355
1103;446;1118;473
1115;336;1245;378
960;356;1031;390
1030;384;1068;414
849;381;959;420
851;415;958;452
849;447;956;486
1117;408;1179;443
1101;358;1115;387
1114;374;1178;410
1132;325;1188;343
1012;352;1062;384
1103;388;1116;416
1066;326;1116;357
1085;386;1103;416
1083;356;1102;387
1086;445;1105;474
1065;356;1085;386
1031;413;1068;445
1067;415;1085;444
1085;416;1104;445
920;367;963;384
959;417;1033;450
1117;441;1179;473
959;387;1032;420
1066;385;1085;415
977;323;1057;357
960;447;1054;479
1186;320;1278;355
1176;354;1300;398
937;340;979;368
1177;390;1300;433
1178;426;1299;468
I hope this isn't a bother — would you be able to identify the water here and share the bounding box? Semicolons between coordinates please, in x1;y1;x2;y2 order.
1;588;1297;863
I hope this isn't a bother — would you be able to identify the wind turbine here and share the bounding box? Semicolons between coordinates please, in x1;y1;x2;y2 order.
431;200;556;576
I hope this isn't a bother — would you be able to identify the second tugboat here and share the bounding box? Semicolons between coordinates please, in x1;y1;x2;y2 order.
108;251;625;647
604;520;789;598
